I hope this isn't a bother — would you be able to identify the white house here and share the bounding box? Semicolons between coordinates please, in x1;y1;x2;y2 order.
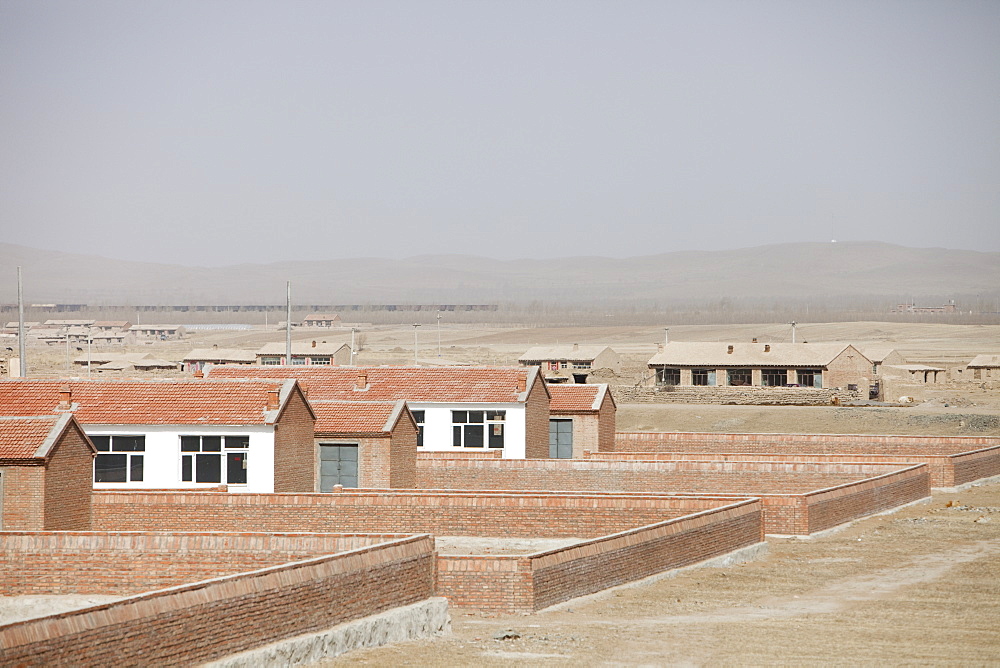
0;379;316;493
206;365;552;459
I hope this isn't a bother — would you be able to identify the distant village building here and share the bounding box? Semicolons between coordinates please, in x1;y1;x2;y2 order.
646;342;872;391
255;341;351;366
518;344;622;383
92;321;132;332
183;348;258;372
892;301;958;314
301;313;343;328
129;324;186;341
967;354;1000;380
882;364;945;384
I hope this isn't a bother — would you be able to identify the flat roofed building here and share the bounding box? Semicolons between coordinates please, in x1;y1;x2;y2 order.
129;324;186;340
183;348;258;372
0;413;96;530
255;341;351;367
518;344;622;382
206;365;552;459
547;383;616;458
967;354;1000;380
647;342;872;391
0;379;316;493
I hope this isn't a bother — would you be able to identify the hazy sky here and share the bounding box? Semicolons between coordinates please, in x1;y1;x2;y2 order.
2;0;998;266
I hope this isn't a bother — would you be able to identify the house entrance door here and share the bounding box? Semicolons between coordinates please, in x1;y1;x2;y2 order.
319;444;358;490
549;420;573;459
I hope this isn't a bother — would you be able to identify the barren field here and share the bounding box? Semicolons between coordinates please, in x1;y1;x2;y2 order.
331;480;1000;666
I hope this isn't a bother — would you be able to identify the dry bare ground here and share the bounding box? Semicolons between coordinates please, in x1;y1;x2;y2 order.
330;480;1000;667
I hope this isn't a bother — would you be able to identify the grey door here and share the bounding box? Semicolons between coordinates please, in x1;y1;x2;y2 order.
549;419;573;459
319;444;358;491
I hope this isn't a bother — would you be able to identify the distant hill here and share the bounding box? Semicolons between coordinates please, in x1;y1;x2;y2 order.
1;241;997;306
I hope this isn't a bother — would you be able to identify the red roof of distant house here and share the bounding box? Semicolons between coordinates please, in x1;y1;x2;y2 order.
0;379;304;426
311;400;407;435
206;366;542;404
0;414;95;460
548;383;611;413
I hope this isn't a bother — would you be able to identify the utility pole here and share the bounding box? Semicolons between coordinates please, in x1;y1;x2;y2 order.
412;324;420;365
664;327;669;346
437;312;442;357
350;328;357;366
790;321;797;344
17;266;26;377
285;282;292;366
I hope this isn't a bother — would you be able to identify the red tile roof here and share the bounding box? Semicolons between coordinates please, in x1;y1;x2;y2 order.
311;400;406;435
0;379;297;426
206;366;537;404
0;414;92;460
548;384;607;412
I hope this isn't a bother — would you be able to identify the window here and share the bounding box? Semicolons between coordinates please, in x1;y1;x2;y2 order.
761;368;788;387
692;369;715;386
92;435;145;483
572;361;591;369
411;410;425;447
560;362;568;369
656;368;680;385
181;435;249;485
309;356;331;365
797;369;823;388
452;410;505;448
261;357;280;366
291;357;306;365
727;369;752;386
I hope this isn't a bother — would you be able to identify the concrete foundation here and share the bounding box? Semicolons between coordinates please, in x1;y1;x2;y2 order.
206;597;451;667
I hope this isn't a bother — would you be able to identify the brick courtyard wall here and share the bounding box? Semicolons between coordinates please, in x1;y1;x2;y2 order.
0;466;44;530
585;450;992;489
0;535;435;667
524;377;552;458
613;386;861;405
414;459;930;535
417;450;502;459
611;432;1000;487
803;465;929;533
438;499;763;613
0;531;412;595
598;392;616;452
92;490;733;538
42;421;94;530
273;387;317;493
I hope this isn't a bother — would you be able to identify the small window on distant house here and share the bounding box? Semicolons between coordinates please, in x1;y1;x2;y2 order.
180;435;250;485
692;369;714;386
657;368;680;385
92;435;145;483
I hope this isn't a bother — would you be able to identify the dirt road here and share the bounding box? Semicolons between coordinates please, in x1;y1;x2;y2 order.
332;480;1000;666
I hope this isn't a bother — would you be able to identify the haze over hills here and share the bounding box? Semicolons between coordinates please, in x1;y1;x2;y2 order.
1;242;998;307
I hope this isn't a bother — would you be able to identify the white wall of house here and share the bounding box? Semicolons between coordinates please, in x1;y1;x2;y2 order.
412;402;527;459
86;424;275;493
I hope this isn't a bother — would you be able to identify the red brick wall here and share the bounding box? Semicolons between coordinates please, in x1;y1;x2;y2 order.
43;421;94;530
804;466;930;533
417;451;502;459
274;387;317;492
0;532;412;595
389;416;417;489
0;466;44;531
586;451;966;488
597;392;616;453
0;535;435;667
438;500;763;613
91;490;738;539
614;431;1000;455
524;377;551;459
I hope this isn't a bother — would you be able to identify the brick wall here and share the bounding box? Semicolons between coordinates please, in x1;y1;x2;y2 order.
438;499;763;613
92;490;735;538
273;387;317;492
0;535;435;666
804;466;929;533
389;415;417;489
524;377;551;458
0;531;413;595
825;346;872;390
0;466;44;530
43;420;94;530
598;391;615;452
586;450;998;489
414;459;930;535
417;451;502;459
613;386;860;405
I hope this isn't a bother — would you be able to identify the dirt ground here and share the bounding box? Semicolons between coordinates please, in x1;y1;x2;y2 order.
331;479;1000;667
